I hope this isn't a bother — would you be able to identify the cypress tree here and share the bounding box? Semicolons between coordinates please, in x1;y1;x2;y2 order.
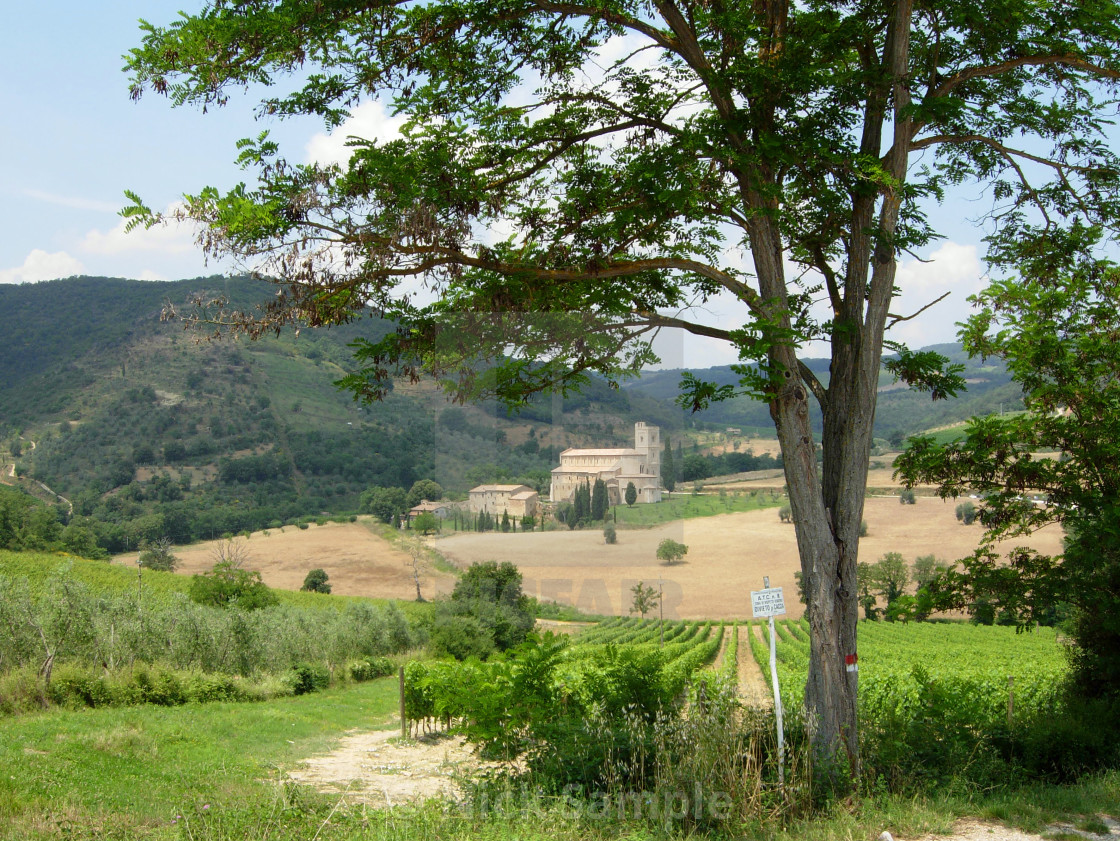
662;438;676;493
573;480;589;522
591;478;608;520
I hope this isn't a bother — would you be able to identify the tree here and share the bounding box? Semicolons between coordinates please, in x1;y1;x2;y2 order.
898;267;1120;699
402;537;431;601
360;486;408;524
449;561;534;651
630;581;660;619
899;488;916;505
624;481;638;508
413;511;439;535
591;478;608;521
912;555;948;591
301;568;332;593
656;538;688;566
855;564;881;622
190;560;278;610
864;552;910;615
955;501;978;525
138;536;178;572
571;480;591;524
127;2;1120;778
662;440;676;495
603;521;617;544
407;479;444;508
211;536;251;569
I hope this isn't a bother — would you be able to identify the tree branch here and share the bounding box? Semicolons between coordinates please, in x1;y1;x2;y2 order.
930;55;1120;100
887;291;951;327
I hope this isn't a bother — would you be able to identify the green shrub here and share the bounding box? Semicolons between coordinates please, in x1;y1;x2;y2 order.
189;560;279;610
300;568;331;593
429;613;495;660
349;657;395;682
287;663;331;695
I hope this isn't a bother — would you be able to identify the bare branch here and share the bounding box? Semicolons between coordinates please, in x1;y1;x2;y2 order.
887;291;951;327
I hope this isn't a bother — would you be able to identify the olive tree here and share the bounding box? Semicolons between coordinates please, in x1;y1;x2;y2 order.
125;0;1120;778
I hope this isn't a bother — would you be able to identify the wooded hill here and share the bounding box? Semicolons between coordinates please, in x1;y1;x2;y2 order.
0;276;1018;550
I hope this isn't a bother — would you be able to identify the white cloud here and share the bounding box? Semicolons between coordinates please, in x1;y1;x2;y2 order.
0;249;85;284
651;240;984;369
889;241;985;347
24;189;119;214
80;203;198;256
305;100;409;168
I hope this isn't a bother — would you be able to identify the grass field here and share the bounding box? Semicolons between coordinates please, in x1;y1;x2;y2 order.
2;662;1117;841
0;677;401;840
613;489;782;526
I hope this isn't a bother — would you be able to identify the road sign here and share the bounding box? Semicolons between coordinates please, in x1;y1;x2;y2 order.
750;587;786;618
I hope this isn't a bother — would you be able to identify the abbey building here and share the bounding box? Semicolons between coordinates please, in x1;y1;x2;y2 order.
550;422;662;505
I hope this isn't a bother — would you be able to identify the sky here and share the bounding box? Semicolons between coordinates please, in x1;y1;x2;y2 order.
1;1;993;368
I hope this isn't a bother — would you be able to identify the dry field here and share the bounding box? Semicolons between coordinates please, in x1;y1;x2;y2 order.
148;499;1064;621
155;520;459;601
434;495;1065;620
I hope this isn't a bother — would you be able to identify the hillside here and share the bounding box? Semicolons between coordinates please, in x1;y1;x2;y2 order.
0;277;689;549
626;343;1022;445
0;276;1021;554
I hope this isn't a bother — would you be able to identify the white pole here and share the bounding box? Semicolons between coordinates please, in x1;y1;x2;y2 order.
764;576;785;789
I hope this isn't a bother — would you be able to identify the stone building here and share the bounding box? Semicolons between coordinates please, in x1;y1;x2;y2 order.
550;422;662;505
467;484;540;518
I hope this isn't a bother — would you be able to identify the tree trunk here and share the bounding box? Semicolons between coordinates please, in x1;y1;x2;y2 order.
769;353;864;782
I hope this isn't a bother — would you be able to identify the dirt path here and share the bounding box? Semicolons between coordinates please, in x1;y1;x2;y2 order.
919;817;1119;841
707;623;732;673
737;624;772;707
535;619;595;636
283;731;1118;841
286;728;488;806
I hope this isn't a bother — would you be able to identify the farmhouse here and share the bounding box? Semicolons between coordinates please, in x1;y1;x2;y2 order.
407;500;455;522
550;422;662;505
468;484;540;518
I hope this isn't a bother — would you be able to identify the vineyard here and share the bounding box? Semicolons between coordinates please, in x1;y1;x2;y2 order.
406;615;1070;745
742;617;1083;782
403;617;728;738
747;618;1068;730
402;612;1081;791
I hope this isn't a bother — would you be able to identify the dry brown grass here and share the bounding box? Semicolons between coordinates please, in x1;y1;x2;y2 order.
434;496;1064;620
155;499;1063;621
162;519;459;602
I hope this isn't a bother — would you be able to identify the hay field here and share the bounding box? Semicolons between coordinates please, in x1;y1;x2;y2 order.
434;496;1065;620
158;520;459;602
